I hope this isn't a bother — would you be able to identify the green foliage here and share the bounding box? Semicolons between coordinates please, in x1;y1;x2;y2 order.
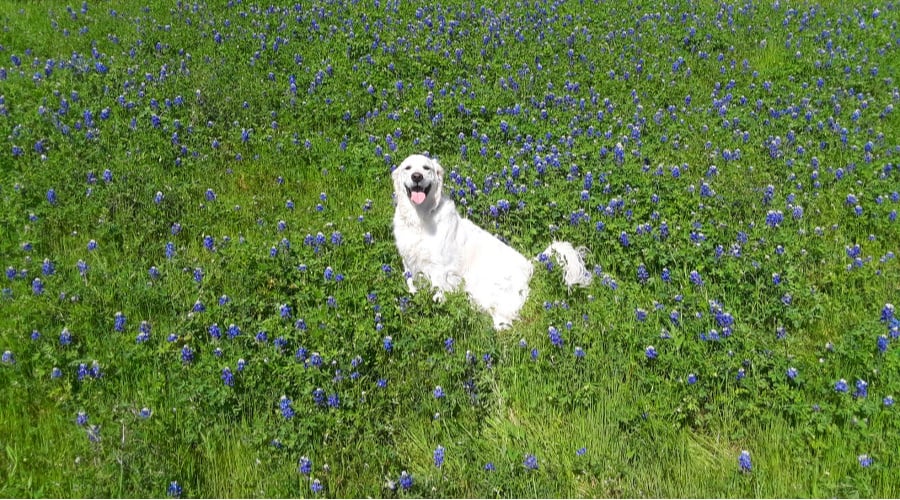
1;0;899;497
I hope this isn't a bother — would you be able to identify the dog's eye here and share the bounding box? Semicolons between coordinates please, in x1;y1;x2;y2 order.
404;166;411;170
422;165;431;171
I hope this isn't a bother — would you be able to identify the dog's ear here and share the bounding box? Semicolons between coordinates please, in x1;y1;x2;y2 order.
429;157;444;206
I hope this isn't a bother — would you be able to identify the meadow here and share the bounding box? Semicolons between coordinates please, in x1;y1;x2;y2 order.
0;0;899;497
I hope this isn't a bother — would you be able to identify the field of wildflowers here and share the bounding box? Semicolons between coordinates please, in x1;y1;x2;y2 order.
1;0;899;497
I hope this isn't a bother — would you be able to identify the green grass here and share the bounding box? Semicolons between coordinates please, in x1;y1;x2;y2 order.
1;0;899;497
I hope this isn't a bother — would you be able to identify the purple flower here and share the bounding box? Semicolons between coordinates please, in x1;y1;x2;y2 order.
523;454;538;470
787;367;798;380
310;479;322;494
279;395;294;418
221;367;234;387
834;379;849;393
854;379;868;398
2;350;14;364
299;456;312;475
398;471;413;490
548;325;564;347
433;386;445;399
434;445;445;468
689;270;704;286
181;345;193;364
167;481;182;498
645;345;658;360
858;454;873;468
738;450;752;472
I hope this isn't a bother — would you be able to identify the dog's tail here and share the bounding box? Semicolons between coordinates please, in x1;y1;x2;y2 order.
540;241;593;287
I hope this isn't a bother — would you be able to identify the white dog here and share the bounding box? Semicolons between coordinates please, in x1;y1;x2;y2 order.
392;153;592;330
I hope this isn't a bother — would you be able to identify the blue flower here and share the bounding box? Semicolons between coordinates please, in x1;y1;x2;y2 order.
114;312;126;332
434;445;445;468
834;379;849;393
787;367;798;380
576;447;587;456
76;411;88;426
279;395;294;418
221;367;234;387
60;327;73;346
687;373;698;385
299;456;312;475
738;450;752;472
167;481;182;498
574;346;585;359
181;345;193;364
645;345;658;360
433;386;445;399
858;454;873;468
523;454;538;470
548;325;563;348
310;479;323;494
383;336;393;352
854;379;868;398
484;462;495;472
689;270;704;286
139;407;152;419
1;350;15;364
884;395;894;407
398;471;413;490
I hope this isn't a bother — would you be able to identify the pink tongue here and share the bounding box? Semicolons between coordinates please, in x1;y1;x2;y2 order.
410;191;427;205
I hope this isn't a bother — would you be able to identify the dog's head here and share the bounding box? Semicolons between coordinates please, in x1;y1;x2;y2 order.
392;154;444;211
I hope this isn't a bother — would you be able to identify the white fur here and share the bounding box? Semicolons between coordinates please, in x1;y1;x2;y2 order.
392;153;593;330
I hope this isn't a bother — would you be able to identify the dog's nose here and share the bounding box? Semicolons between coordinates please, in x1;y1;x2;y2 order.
411;172;424;183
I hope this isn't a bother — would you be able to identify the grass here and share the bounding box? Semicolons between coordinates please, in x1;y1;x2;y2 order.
1;0;899;497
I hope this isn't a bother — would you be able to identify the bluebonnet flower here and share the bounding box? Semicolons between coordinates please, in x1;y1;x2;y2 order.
834;379;849;393
636;263;649;284
139;407;152;419
398;471;413;490
167;481;182;498
221;367;234;387
434;445;445;468
309;352;323;368
42;259;55;276
635;308;648;322
433;386;445;399
661;268;671;283
327;393;340;408
574;347;585;359
147;266;158;280
299;456;312;475
51;367;62;378
877;335;888;353
192;300;205;313
645;346;658;360
383;336;393;352
310;479;322;494
687;373;698;385
484;462;495;472
548;325;563;347
181;345;193;364
208;323;221;340
60;327;72;346
2;350;14;364
87;239;97;251
689;270;704;286
738;450;752;472
114;312;126;332
255;330;267;343
531;348;539;361
312;388;326;406
237;359;246;372
226;323;240;339
858;454;873;468
444;337;454;353
884;395;894;407
376;378;388;388
882;304;895;323
47;188;57;205
279;395;294;418
523;454;539;470
193;268;203;283
76;411;88;426
854;379;868;398
32;278;43;295
787;367;798;380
